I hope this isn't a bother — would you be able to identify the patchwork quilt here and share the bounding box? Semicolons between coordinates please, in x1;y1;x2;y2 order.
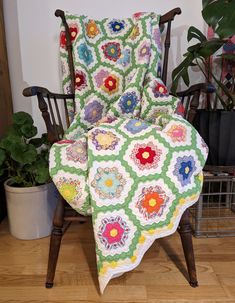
49;12;208;293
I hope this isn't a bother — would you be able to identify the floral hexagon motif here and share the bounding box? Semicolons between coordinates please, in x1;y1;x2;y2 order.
102;42;121;62
66;140;87;163
80;98;106;127
104;18;131;37
88;126;126;156
58;138;88;171
75;42;96;68
98;215;130;250
92;66;122;97
152;80;169;98
60;23;79;49
74;70;88;91
102;74;120;95
108;19;126;34
53;171;88;209
93;67;110;89
89;160;134;207
123;136;168;177
129;179;175;225
118;91;139;114
166;150;201;194
92;66;122;96
141;103;177;122
153;26;162;53
119;118;151;138
117;48;131;68
161;120;192;147
135;39;151;64
143;79;176;105
95;209;137;257
86;19;100;38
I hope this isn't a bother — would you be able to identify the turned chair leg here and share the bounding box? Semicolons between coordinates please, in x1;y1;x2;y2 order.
178;209;198;287
45;197;65;288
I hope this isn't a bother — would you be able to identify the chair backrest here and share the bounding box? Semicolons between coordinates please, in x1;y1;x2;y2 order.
26;8;207;145
55;8;182;94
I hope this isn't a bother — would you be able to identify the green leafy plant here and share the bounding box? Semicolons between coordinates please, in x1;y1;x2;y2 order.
172;0;235;110
0;112;51;187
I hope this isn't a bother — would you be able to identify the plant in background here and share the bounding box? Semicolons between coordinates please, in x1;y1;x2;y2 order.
0;112;51;187
172;0;235;110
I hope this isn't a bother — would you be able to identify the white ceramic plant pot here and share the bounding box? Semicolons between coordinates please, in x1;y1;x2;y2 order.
4;180;58;240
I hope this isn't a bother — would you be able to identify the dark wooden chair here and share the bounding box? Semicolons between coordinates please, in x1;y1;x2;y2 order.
23;8;209;290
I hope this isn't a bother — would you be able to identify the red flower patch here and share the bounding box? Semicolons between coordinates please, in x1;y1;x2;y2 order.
75;70;87;90
136;146;156;165
153;82;169;98
102;42;121;62
60;24;78;49
102;75;119;94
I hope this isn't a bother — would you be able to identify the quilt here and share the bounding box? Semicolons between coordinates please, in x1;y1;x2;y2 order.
49;12;208;293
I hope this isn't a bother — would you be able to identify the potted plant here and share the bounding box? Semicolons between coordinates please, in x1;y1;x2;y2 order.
0;112;57;240
172;0;235;166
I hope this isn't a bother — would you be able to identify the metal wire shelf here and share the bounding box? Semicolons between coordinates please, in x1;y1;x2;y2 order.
190;172;235;238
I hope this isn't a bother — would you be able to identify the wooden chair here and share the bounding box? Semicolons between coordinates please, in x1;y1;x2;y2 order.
23;8;209;290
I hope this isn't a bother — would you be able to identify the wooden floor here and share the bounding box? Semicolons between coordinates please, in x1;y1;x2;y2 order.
1;218;235;303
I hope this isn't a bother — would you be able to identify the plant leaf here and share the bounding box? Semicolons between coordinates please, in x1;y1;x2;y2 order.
187;26;207;42
171;53;194;94
202;0;214;9
202;0;235;38
35;167;50;184
10;143;37;164
20;124;37;139
13;112;34;126
197;39;224;58
187;43;202;53
29;138;44;148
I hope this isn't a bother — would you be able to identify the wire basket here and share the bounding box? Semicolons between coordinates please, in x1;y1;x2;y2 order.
190;173;235;238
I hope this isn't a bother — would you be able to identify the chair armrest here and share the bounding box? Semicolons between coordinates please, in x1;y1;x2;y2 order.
22;86;75;144
176;83;215;123
176;83;214;98
23;86;74;99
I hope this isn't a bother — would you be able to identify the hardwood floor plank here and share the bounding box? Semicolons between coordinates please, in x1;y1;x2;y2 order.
0;219;235;302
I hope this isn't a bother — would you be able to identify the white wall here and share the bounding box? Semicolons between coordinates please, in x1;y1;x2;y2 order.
3;0;205;134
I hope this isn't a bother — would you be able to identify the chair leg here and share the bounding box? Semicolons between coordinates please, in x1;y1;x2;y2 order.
178;209;198;287
45;197;65;288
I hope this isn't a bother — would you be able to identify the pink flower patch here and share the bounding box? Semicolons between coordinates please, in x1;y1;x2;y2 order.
66;141;87;163
102;222;124;245
98;216;130;250
166;125;187;143
94;69;109;88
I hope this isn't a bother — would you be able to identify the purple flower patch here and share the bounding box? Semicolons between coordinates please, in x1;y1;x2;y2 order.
84;100;104;124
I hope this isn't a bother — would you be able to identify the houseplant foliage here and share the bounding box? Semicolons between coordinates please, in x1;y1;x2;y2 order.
171;0;235;166
171;0;235;110
0;111;50;187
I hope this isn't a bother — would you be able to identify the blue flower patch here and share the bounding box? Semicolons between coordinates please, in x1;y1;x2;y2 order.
124;119;149;134
117;49;130;67
77;43;93;65
118;92;138;114
108;20;125;34
174;156;196;186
